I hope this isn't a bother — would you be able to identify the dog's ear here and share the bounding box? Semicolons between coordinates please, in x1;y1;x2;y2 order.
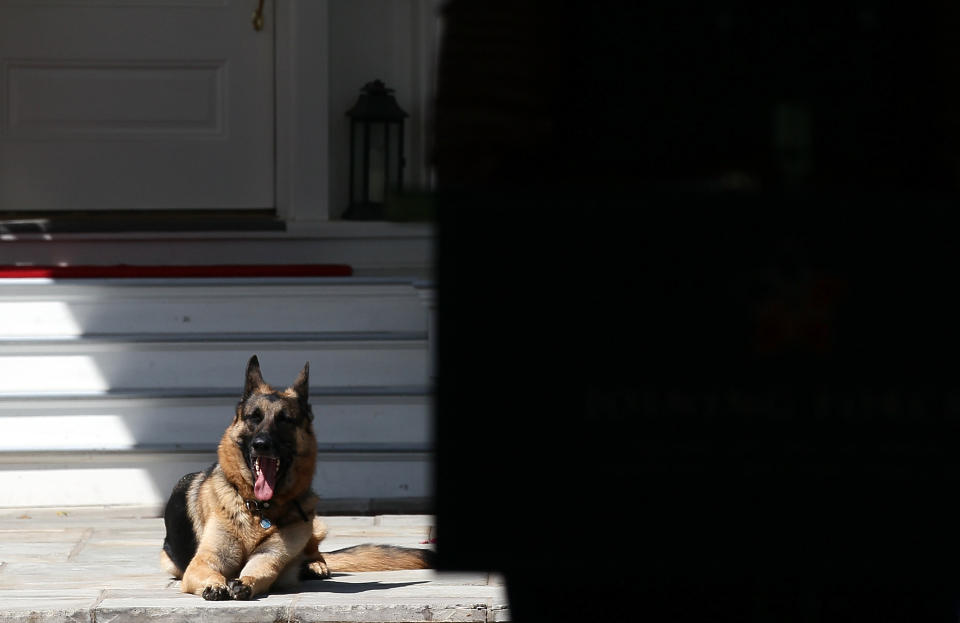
292;362;311;419
242;355;265;401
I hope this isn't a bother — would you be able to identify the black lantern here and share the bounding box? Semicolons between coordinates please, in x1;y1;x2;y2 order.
344;80;408;220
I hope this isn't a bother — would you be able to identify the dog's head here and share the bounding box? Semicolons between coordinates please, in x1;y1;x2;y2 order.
219;355;317;503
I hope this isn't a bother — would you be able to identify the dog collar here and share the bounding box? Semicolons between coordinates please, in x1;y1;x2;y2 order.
242;497;310;529
245;498;271;513
244;499;274;529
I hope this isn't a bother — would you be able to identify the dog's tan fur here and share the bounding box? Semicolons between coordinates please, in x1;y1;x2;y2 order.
160;356;432;600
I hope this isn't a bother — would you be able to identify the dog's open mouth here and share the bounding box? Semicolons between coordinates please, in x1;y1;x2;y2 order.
252;456;280;501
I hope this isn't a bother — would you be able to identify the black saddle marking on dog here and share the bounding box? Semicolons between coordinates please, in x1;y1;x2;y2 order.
162;471;201;573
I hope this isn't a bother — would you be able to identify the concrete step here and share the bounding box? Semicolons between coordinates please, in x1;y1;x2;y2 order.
0;277;429;337
0;334;429;392
0;377;434;508
0;450;432;507
0;387;431;451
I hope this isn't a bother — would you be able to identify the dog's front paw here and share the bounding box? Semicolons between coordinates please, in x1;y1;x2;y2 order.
306;560;330;579
201;584;230;601
228;578;253;600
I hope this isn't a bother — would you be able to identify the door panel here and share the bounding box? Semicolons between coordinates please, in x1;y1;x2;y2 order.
0;0;273;211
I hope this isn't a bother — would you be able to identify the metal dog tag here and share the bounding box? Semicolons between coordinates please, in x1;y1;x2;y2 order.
260;518;272;529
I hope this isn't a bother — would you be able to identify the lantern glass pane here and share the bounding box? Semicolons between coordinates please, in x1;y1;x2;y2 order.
368;123;387;204
352;122;367;203
387;122;402;193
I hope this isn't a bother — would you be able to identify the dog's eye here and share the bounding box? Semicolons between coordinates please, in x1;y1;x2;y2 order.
246;409;263;424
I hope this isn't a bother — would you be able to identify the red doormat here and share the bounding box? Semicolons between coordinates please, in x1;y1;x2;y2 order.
0;264;353;279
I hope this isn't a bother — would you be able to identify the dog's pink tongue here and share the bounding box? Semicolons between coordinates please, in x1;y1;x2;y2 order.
254;458;278;501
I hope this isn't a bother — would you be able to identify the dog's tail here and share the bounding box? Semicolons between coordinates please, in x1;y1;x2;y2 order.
325;544;435;571
302;544;434;579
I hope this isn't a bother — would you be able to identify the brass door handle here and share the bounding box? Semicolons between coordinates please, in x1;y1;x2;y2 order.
252;0;265;31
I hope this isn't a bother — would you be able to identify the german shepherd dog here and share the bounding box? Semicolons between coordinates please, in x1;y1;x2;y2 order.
160;355;432;600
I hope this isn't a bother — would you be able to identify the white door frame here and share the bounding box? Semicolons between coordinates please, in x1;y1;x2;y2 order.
275;0;331;225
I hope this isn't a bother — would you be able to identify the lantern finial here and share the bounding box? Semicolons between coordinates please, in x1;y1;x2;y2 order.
362;80;392;96
346;79;408;122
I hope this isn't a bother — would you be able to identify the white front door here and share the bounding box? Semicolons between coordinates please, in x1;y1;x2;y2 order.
0;0;274;212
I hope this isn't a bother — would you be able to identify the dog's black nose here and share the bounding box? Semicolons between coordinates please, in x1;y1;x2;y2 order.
251;435;273;454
